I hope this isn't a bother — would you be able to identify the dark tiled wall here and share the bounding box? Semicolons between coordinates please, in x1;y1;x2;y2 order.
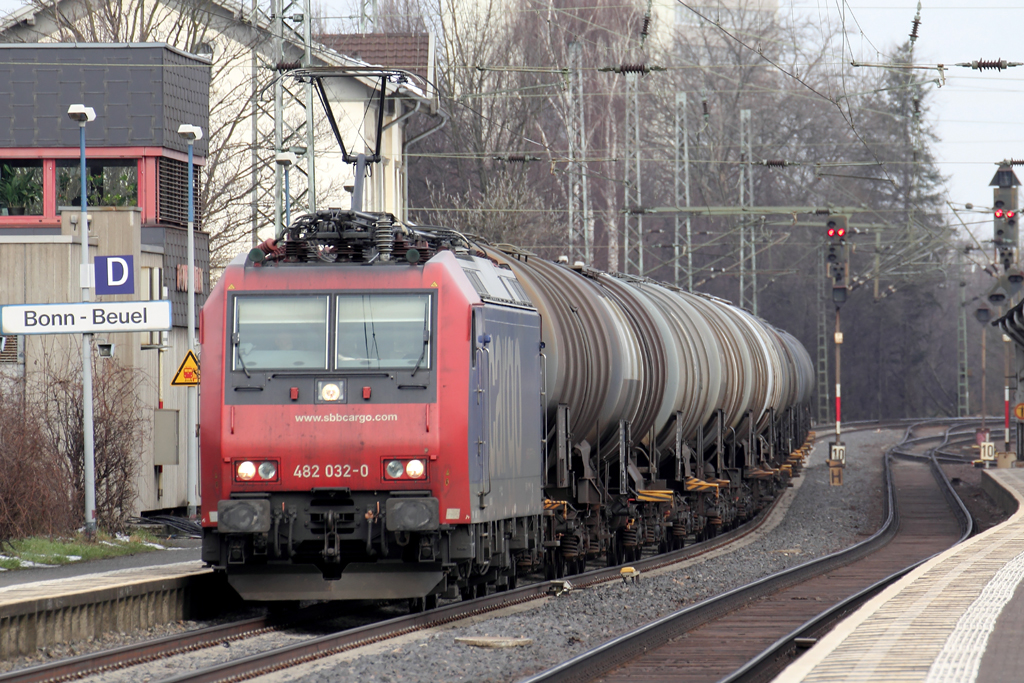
0;44;209;156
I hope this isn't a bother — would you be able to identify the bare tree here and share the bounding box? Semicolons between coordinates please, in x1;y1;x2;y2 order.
0;376;75;539
32;342;148;533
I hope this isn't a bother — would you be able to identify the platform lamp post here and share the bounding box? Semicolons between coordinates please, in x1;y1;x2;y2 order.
178;124;203;518
67;104;97;535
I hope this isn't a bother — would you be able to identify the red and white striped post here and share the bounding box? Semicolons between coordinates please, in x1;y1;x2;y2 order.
835;307;842;443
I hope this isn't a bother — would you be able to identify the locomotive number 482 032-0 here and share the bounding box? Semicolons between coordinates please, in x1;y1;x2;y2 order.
293;464;370;478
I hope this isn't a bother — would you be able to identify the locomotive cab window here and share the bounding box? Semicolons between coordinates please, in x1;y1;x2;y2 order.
336;294;431;370
233;297;329;370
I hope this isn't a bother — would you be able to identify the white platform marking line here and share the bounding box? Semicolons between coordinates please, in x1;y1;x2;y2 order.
924;546;1024;683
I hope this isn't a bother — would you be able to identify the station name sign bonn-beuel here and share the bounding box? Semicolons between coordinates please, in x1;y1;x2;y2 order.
1;301;172;335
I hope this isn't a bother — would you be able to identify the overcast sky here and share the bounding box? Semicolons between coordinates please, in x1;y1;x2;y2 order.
0;0;1020;222
790;0;1024;229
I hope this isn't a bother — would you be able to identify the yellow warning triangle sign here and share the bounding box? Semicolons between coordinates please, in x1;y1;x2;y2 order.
172;350;200;386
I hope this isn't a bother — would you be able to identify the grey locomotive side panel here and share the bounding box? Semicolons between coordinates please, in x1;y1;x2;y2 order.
468;304;543;523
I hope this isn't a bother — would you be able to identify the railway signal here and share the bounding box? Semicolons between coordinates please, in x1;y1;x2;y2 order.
825;217;846;278
826;216;849;305
825;215;851;485
991;167;1020;270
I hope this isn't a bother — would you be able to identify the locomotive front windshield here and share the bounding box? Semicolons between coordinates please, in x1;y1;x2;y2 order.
233;297;329;370
336;294;431;370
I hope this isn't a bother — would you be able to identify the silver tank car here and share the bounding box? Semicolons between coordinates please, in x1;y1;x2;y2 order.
484;247;813;469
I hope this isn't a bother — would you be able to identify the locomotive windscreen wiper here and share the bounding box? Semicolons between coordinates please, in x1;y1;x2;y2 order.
232;332;251;379
411;328;429;377
411;300;430;377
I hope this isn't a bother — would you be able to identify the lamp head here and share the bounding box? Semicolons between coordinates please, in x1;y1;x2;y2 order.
275;151;297;167
67;104;96;122
177;124;203;141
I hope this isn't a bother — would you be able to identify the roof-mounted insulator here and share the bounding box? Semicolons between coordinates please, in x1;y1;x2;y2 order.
1005;159;1024;167
276;61;302;71
599;63;665;75
760;159;790;167
909;0;922;43
957;59;1023;71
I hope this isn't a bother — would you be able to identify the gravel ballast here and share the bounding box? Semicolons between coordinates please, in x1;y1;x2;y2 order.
258;428;895;683
0;428;901;682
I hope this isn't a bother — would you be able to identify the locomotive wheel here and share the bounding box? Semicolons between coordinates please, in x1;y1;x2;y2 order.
409;594;437;613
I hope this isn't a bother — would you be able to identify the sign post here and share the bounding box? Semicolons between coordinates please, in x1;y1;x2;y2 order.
171;350;200;386
1;298;171;533
1;301;172;334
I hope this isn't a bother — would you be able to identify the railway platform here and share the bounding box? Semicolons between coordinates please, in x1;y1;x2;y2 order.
775;468;1024;683
0;561;217;658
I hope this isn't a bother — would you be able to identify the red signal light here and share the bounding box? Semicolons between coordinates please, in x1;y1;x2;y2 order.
1009;211;1017;219
836;227;846;237
996;209;1005;219
827;227;836;237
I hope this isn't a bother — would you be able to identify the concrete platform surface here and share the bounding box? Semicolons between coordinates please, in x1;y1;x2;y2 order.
774;468;1024;683
0;541;200;590
0;560;208;609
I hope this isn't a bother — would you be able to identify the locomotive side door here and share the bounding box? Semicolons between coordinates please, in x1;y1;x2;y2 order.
469;307;491;510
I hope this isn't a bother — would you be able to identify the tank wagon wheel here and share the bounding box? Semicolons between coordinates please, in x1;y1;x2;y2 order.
606;532;628;566
545;548;569;579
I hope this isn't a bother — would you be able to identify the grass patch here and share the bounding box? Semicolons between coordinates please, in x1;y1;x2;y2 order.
0;530;164;570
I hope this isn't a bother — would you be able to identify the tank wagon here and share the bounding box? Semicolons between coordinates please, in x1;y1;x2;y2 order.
199;211;814;608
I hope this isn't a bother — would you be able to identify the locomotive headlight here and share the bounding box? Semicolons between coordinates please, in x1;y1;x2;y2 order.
237;461;256;481
258;461;277;480
405;459;426;479
386;459;405;479
320;382;342;402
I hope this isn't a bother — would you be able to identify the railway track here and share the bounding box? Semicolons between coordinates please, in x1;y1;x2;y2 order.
0;419;943;683
516;422;972;683
0;458;808;683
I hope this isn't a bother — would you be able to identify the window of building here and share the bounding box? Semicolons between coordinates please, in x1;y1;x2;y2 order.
0;335;21;363
57;159;138;208
0;161;44;216
159;157;201;228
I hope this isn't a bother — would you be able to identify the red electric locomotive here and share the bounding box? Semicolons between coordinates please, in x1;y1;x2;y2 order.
200;220;543;608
